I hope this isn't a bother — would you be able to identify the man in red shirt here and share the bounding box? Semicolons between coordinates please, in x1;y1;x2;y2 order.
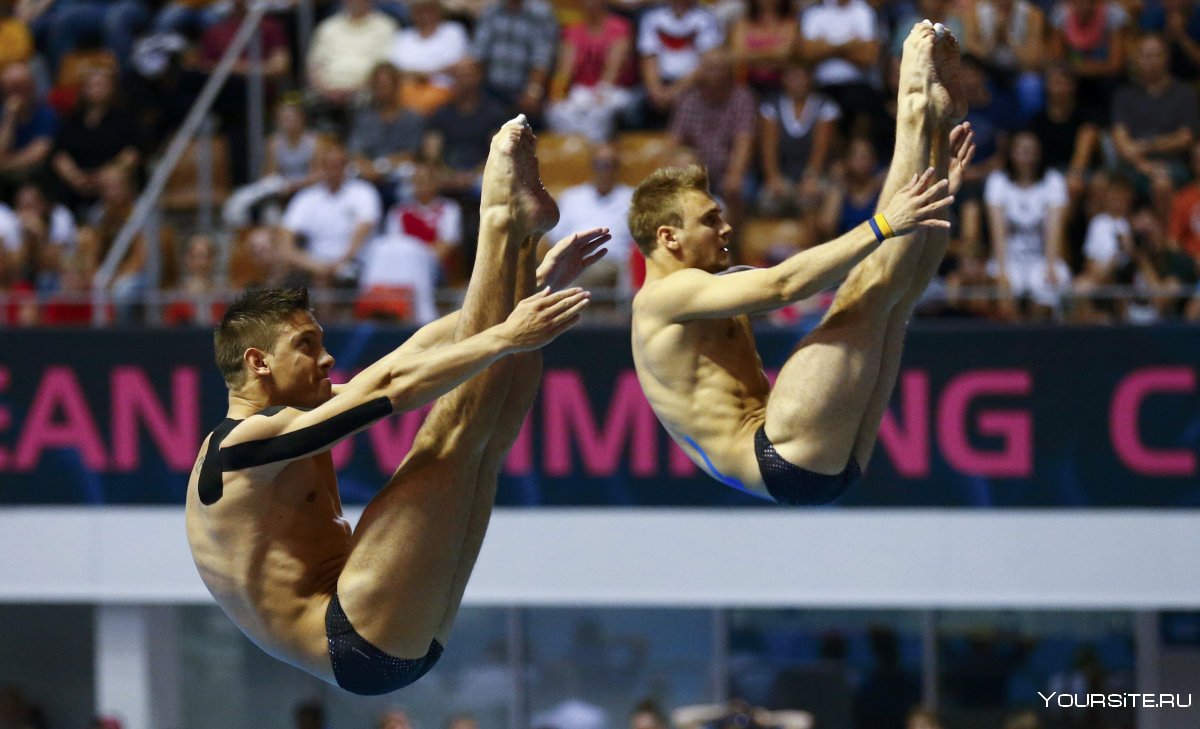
192;0;291;184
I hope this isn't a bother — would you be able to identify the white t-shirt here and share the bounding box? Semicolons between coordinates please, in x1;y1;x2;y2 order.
799;0;878;86
48;205;78;248
1084;212;1133;267
388;21;469;78
385;197;463;248
983;169;1067;261
359;236;439;324
283;179;382;263
307;11;399;91
545;182;635;264
0;204;19;252
759;92;841;137
0;203;76;252
637;5;723;82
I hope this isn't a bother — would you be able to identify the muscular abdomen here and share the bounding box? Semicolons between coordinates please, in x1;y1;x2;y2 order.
633;315;770;490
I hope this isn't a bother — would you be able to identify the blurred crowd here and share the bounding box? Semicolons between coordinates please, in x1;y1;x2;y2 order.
1;0;1200;325
0;656;1131;729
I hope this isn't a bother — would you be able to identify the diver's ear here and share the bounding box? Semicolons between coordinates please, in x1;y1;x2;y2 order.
245;347;270;378
658;225;680;252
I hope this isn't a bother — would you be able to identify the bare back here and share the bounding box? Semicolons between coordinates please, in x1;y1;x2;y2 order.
185;421;349;681
631;277;772;498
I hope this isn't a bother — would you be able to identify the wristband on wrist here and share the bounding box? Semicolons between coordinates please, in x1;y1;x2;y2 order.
868;213;895;243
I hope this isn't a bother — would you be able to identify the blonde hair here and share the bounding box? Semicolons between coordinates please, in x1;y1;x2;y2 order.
627;165;710;256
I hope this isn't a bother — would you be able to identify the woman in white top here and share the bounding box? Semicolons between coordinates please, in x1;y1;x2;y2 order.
984;130;1071;319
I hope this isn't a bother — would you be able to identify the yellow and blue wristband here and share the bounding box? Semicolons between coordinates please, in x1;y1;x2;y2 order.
868;213;895;243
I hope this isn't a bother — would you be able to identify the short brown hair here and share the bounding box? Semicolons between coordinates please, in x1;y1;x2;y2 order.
214;288;311;388
627;165;710;256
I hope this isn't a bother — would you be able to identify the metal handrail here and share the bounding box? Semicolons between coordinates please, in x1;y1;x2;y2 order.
91;0;271;323
6;284;1199;328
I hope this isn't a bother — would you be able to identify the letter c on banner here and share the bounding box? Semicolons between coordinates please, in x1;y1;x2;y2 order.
1110;366;1196;477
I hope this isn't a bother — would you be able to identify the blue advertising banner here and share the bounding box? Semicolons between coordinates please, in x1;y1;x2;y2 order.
0;325;1196;506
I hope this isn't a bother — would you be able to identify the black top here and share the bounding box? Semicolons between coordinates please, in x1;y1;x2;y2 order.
54;106;141;170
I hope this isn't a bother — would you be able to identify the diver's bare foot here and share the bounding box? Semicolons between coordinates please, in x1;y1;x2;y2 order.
899;22;936;99
511;122;559;236
930;27;967;126
480;115;525;211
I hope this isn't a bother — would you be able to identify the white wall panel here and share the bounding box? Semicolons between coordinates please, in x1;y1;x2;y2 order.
1;508;1199;608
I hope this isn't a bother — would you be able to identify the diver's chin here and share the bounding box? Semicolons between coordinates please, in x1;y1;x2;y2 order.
308;379;333;406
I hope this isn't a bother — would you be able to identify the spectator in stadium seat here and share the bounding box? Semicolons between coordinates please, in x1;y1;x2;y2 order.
425;59;510;194
192;0;290;185
471;0;558;115
307;0;398;109
668;51;756;226
797;0;881;137
1073;173;1136;321
265;98;319;194
164;232;223;325
1112;32;1198;219
280;142;382;294
357;209;441;324
387;0;468;115
545;0;636;143
729;0;797;96
1049;0;1128;120
2;181;78;298
383;161;463;284
51;66;141;213
230;225;294;289
1138;0;1200;81
637;0;723;126
196;0;289;84
953;53;1019;265
545;143;634;292
80;165;174;324
13;179;78;249
758;59;840;217
348;62;424;202
1028;63;1099;207
223;98;321;228
818;136;881;238
38;0;148;73
0;62;56;184
1129;204;1198;319
963;0;1047;119
985;131;1071;320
